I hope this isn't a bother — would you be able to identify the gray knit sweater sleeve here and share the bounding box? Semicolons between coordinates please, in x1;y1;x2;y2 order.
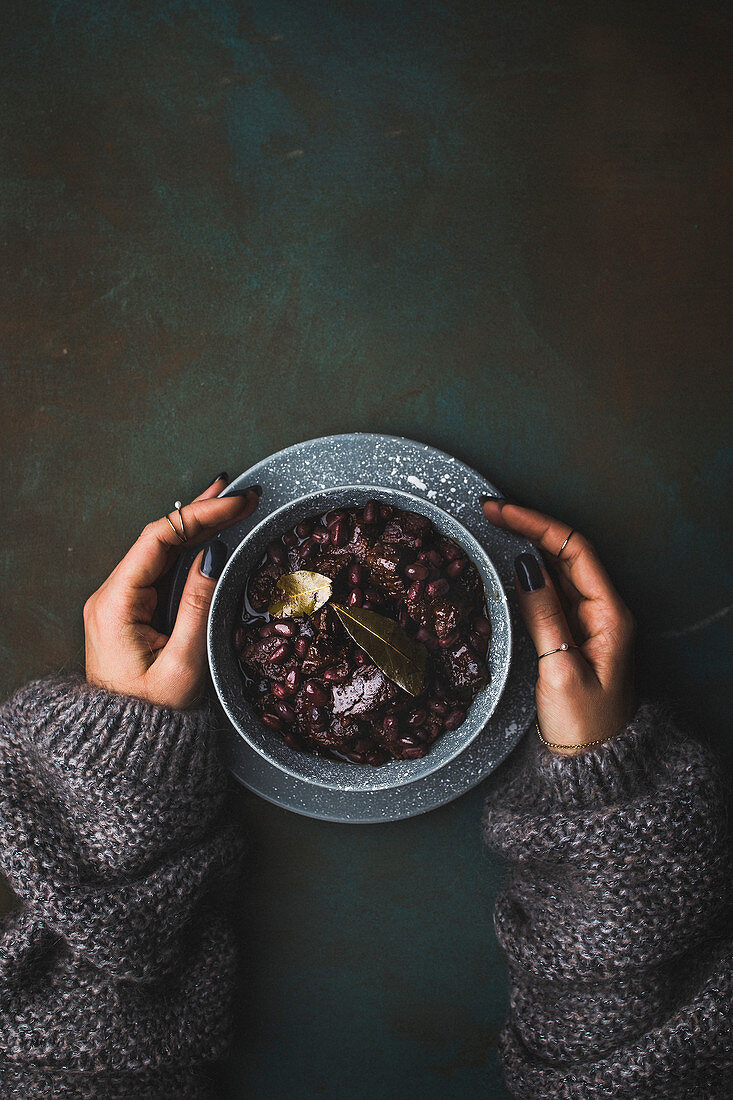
482;699;732;1099
0;674;245;1099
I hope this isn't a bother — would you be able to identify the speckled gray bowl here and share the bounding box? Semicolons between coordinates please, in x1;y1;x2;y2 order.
208;485;512;793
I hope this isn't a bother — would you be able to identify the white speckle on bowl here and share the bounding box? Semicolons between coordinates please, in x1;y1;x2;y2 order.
407;475;428;491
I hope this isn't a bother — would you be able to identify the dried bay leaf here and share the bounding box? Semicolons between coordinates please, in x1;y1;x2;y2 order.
331;603;427;697
268;570;333;618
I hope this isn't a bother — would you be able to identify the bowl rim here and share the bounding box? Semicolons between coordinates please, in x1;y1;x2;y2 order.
207;484;512;791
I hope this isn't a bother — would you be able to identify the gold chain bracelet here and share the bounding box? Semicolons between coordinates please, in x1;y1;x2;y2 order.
535;720;612;753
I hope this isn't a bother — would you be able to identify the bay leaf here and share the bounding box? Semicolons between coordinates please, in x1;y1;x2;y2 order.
331;603;427;697
268;570;333;618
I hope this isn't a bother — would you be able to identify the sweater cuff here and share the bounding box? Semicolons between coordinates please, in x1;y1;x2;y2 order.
491;698;675;815
5;674;226;798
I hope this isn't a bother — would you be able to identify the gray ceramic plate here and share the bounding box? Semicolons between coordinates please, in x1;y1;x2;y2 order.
164;433;537;822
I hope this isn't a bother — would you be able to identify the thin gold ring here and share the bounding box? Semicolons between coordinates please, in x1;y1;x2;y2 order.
538;642;580;660
166;500;188;543
557;529;575;558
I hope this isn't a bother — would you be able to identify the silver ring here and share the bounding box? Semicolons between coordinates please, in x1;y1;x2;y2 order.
538;642;580;660
166;500;188;543
557;529;575;558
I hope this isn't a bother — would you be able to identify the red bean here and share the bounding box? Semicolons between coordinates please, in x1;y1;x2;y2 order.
271;682;289;699
363;588;381;604
295;520;313;539
415;627;438;649
440;541;462;561
323;666;348;682
427;578;450;597
282;531;298;547
261;712;283;731
444;709;466;731
275;701;296;723
269;642;291;665
445;558;466;578
294;637;309;658
299;537;318;560
330;520;348;547
407;708;426;728
282;731;301;750
325;509;347;528
404;562;429;581
407;580;425;602
274;621;297;637
234;626;245;649
473;615;491;637
403;745;428;759
438;629;459;648
353;650;367;665
363;500;379;524
312;528;330;543
304;680;329;706
398;735;420;748
470;631;487;654
267;540;286;564
428;698;448;716
348;586;363;607
425;549;443;567
348;563;363;586
380;505;392;519
259;621;278;637
284;668;300;693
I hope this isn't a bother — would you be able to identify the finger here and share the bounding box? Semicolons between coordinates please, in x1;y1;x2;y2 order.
192;472;229;504
514;552;589;666
543;555;586;641
483;500;620;607
158;541;228;678
117;491;258;591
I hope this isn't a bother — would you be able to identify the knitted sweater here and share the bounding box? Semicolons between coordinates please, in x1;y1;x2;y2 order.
1;679;731;1098
482;698;732;1098
0;675;245;1099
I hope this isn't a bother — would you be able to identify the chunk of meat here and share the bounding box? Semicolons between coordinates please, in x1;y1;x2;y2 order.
432;597;461;640
364;541;405;599
381;511;430;549
435;643;488;700
331;663;399;718
248;559;285;612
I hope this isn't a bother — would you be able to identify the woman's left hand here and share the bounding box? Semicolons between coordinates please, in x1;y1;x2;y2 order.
83;476;259;709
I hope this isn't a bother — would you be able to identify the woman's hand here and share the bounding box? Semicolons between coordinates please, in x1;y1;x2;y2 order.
84;475;259;710
483;499;637;751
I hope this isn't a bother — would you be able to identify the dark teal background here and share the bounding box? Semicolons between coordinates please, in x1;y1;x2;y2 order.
1;2;731;1097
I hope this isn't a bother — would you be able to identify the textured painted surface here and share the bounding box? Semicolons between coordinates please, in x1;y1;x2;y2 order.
1;2;731;1097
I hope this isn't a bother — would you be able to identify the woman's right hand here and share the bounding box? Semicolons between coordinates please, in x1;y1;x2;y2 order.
482;499;637;751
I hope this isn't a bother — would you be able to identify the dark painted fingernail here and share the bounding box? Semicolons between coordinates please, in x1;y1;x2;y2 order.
515;553;544;592
480;494;506;505
213;471;229;485
201;539;228;580
224;484;260;500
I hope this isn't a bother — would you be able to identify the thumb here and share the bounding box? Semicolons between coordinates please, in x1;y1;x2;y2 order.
513;553;575;660
163;540;229;678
